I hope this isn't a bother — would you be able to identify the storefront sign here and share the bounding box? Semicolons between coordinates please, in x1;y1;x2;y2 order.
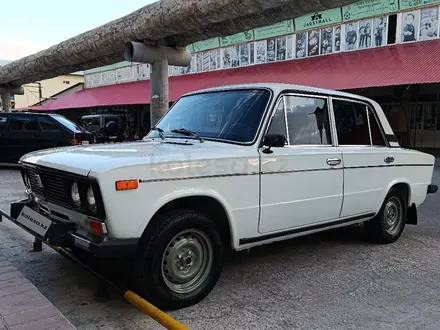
187;44;195;53
342;0;398;22
220;30;254;47
192;38;221;53
400;0;440;10
295;8;342;31
254;20;294;40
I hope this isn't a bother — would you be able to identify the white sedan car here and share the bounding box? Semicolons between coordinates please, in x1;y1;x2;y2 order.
6;83;437;310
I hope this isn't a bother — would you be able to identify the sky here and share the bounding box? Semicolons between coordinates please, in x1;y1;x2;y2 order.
0;0;157;61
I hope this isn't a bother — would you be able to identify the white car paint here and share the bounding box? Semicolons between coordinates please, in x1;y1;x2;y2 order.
19;83;436;251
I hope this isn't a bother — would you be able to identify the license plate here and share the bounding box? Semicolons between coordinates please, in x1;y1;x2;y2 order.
82;141;90;145
16;206;53;237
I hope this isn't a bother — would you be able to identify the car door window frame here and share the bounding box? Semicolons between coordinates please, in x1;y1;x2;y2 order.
262;92;337;148
6;114;41;132
330;96;390;148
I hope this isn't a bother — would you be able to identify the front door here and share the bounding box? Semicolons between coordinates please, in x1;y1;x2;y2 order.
258;94;344;234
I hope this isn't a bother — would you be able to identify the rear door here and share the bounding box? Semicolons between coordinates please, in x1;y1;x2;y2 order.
0;114;10;162
332;98;394;217
3;114;43;162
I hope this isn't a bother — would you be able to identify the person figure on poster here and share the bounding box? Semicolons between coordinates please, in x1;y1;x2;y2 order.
375;18;384;46
346;23;357;50
334;26;341;51
403;13;416;42
420;8;438;38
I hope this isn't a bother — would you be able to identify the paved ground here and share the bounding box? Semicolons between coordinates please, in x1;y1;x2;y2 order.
1;166;440;330
0;254;76;330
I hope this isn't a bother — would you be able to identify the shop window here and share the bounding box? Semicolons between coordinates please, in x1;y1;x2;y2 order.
387;14;397;44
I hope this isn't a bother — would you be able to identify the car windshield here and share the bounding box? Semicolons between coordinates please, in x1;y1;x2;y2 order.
51;115;86;132
147;89;271;143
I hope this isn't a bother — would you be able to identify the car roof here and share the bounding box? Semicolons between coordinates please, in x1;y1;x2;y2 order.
181;83;372;102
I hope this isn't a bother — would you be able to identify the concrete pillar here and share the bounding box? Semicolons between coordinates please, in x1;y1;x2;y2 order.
1;91;11;112
150;58;169;127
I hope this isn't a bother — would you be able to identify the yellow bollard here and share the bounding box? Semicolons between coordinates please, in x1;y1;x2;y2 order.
124;290;190;330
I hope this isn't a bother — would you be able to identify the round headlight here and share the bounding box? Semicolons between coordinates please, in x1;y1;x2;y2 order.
86;186;97;212
71;182;81;207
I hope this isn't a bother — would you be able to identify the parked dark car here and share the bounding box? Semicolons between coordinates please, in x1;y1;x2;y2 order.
0;112;94;163
80;114;126;143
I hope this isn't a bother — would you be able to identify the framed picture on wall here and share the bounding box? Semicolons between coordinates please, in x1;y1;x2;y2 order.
419;6;439;40
372;16;388;47
399;10;420;43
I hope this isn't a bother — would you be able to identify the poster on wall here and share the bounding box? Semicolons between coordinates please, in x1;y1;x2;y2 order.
286;35;295;59
320;27;333;54
267;38;276;61
308;29;320;56
358;19;373;49
334;25;342;51
222;46;240;68
296;32;307;58
276;36;287;60
240;43;251;66
400;10;420;42
345;21;359;50
372;16;388;47
202;52;210;72
196;53;203;72
419;6;439;40
209;49;221;70
255;40;267;63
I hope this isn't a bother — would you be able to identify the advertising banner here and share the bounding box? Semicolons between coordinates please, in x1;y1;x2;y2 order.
342;0;398;22
254;20;294;40
220;30;254;47
400;0;440;10
192;38;221;53
295;8;342;31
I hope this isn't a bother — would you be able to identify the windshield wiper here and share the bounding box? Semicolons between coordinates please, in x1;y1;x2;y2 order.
151;126;165;140
171;128;204;143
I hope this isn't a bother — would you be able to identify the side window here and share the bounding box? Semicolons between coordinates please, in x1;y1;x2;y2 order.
333;100;370;145
38;116;60;131
285;95;332;145
367;107;387;146
266;98;288;139
0;115;8;131
8;115;40;131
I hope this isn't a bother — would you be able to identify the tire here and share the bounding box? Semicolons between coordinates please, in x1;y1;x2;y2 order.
364;187;407;244
134;209;224;310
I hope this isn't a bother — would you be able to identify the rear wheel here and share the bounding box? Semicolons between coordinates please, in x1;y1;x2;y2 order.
134;209;224;310
364;188;407;244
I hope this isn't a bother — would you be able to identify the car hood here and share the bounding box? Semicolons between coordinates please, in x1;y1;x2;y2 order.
20;139;252;177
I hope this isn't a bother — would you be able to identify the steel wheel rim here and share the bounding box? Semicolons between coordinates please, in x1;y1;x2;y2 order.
161;229;214;294
383;196;403;235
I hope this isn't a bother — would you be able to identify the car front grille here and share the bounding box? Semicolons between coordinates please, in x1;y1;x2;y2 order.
26;166;70;207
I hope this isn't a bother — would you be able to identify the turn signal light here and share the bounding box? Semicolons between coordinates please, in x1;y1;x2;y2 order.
87;218;108;236
115;180;139;191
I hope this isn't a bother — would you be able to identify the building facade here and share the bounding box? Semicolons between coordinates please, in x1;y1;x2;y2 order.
28;0;440;149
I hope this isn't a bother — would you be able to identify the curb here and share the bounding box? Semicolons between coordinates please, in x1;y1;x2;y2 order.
0;254;76;330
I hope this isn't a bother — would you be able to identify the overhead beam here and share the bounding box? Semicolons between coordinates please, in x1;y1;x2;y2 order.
0;0;358;87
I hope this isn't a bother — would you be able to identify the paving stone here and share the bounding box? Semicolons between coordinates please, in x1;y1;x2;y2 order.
0;278;28;290
0;297;51;316
0;283;35;298
0;290;42;308
9;314;70;330
4;305;59;327
0;272;23;283
0;267;17;276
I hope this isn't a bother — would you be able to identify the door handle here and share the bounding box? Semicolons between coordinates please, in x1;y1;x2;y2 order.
384;156;394;164
326;158;341;166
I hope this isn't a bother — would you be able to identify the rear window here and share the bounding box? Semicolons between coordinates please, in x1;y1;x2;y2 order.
50;115;85;132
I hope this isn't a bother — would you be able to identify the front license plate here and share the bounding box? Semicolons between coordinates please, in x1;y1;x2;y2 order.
16;206;53;237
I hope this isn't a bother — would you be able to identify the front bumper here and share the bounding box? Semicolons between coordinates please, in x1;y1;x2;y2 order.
1;199;139;259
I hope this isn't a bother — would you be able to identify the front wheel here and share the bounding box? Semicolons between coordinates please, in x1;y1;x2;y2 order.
364;188;407;244
134;210;224;310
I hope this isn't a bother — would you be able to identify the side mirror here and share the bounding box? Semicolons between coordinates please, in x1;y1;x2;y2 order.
263;134;286;154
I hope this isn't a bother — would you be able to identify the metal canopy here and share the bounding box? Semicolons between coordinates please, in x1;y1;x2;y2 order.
0;0;357;87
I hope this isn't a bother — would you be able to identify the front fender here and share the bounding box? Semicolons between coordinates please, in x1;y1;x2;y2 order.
138;186;237;244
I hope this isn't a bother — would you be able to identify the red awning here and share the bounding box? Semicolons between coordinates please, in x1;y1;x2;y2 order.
40;39;440;111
